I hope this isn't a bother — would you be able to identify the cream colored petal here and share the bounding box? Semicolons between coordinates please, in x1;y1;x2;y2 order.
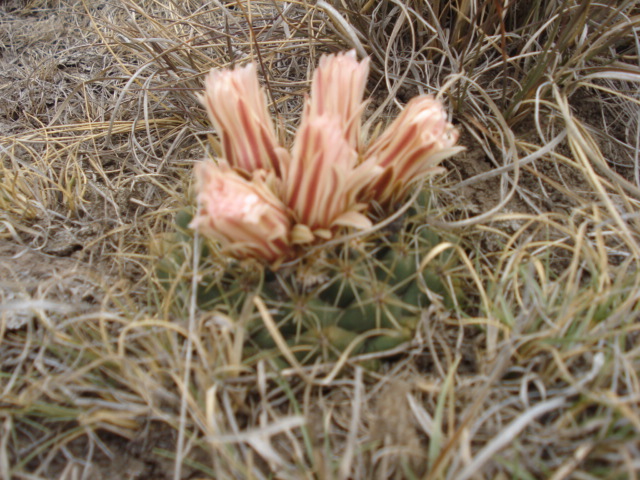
332;211;373;229
191;161;291;263
291;224;315;245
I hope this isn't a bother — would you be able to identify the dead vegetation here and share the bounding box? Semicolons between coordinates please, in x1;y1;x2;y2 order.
1;0;639;478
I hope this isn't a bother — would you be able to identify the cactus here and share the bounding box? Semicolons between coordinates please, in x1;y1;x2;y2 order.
155;206;465;369
154;50;464;370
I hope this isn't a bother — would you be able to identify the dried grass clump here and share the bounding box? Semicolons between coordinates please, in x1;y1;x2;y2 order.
1;0;640;479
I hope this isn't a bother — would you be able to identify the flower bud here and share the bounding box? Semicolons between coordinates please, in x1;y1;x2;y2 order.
284;115;376;239
306;50;369;150
200;63;284;175
191;162;291;263
364;96;461;205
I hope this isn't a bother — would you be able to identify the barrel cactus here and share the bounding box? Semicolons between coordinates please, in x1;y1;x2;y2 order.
156;51;464;368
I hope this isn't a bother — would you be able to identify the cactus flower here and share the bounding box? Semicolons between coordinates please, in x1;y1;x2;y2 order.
364;96;461;205
306;50;370;150
191;52;461;263
200;63;284;176
190;162;291;263
284;114;377;239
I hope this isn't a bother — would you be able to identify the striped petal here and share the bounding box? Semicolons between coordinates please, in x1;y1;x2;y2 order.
306;50;369;150
364;96;461;205
191;161;291;263
200;63;284;176
284;115;378;238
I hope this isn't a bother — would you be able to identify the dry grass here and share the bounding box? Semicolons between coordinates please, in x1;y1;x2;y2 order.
1;0;639;478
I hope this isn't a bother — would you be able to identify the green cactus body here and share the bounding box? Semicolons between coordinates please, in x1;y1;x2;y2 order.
318;325;366;358
376;247;418;295
319;254;369;308
156;208;466;369
364;327;413;353
337;287;413;332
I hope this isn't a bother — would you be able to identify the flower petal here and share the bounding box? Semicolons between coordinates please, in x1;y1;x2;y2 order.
332;210;373;229
291;224;315;245
200;63;284;175
284;115;376;235
306;50;369;150
191;161;291;263
364;96;460;205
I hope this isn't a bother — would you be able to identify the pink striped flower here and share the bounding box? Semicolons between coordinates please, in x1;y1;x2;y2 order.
306;50;369;149
200;63;284;176
363;96;461;205
191;52;461;263
190;162;291;264
284;114;377;241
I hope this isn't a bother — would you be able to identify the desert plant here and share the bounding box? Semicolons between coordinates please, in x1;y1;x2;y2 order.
156;50;465;367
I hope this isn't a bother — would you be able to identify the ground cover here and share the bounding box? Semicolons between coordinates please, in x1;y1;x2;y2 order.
1;0;639;478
